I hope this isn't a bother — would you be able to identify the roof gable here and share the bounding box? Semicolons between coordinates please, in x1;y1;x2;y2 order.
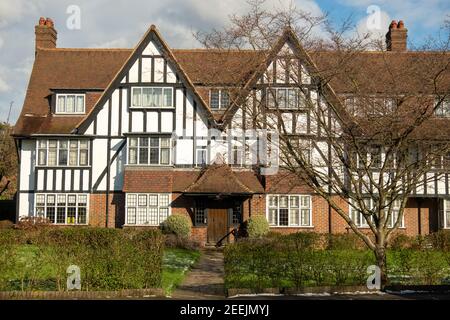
220;27;351;128
75;25;217;133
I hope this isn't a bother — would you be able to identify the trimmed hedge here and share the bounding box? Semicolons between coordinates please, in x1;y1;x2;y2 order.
0;227;164;291
224;232;450;290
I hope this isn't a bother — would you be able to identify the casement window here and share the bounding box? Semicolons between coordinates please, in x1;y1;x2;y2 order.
434;99;450;117
37;139;89;167
128;137;171;165
210;89;230;109
232;205;242;224
194;201;206;226
440;199;450;229
231;142;244;166
349;198;404;228
266;88;306;109
125;193;171;225
267;195;312;227
131;87;173;108
35;193;88;225
195;146;208;167
55;94;85;114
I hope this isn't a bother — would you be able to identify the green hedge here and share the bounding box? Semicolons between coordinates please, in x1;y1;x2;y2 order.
224;233;450;290
0;228;164;291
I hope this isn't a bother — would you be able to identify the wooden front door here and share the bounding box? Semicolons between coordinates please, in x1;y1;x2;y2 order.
207;209;228;244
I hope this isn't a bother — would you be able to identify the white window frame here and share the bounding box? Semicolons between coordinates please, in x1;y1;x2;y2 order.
36;139;90;167
130;87;173;108
55;94;85;114
35;193;89;225
125;193;172;226
195;146;208;167
127;136;172;166
442;199;450;229
349;198;405;228
266;88;306;110
209;89;230;110
266;194;313;227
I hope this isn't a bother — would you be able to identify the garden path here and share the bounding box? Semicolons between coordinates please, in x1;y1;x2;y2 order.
171;247;225;299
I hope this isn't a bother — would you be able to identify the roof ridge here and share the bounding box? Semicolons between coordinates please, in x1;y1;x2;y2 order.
37;47;132;52
173;48;265;53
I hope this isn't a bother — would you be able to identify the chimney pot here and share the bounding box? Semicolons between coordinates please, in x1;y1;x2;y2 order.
35;17;57;54
389;20;398;29
386;19;407;51
45;18;54;27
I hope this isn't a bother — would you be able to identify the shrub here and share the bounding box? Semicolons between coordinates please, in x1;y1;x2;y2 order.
389;234;414;250
164;233;201;250
426;230;450;251
14;217;51;231
162;215;192;239
326;233;366;250
0;220;14;229
246;216;270;239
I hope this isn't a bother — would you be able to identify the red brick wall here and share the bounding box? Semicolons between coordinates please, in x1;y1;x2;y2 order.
243;194;433;237
89;192;124;228
85;183;437;245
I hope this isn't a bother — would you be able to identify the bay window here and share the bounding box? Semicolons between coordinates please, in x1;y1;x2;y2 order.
267;195;312;227
131;87;173;108
128;136;171;165
37;139;89;167
126;193;171;225
35;193;88;225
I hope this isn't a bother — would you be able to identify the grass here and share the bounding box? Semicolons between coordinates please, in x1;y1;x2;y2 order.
162;248;201;296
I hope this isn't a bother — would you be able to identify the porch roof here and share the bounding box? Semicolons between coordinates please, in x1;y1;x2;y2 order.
183;165;264;195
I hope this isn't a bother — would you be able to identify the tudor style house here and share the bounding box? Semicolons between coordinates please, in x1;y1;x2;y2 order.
12;17;450;245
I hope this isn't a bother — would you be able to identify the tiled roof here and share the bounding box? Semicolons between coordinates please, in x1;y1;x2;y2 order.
121;167;264;194
12;44;450;136
183;164;264;194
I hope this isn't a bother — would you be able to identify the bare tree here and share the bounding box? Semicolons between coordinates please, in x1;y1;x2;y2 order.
195;0;450;286
0;122;17;199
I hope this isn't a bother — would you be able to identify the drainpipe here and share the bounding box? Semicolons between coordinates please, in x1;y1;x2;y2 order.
328;203;332;234
417;198;422;236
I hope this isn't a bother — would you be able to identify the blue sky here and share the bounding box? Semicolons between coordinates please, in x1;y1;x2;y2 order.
0;0;448;124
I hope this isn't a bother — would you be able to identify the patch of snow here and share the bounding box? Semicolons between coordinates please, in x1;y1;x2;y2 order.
385;290;429;295
332;291;385;295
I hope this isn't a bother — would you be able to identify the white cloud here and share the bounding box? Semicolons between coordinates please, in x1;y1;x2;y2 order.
0;1;39;28
356;8;391;44
0;75;10;92
0;36;3;49
91;37;129;48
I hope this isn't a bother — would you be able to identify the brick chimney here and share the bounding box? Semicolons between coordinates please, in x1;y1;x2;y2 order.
35;17;57;53
386;20;408;51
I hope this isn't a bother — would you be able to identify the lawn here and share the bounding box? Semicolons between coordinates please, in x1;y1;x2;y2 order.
162;248;201;295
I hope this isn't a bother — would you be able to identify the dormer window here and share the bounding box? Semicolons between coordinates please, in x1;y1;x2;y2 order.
56;94;85;114
210;89;230;110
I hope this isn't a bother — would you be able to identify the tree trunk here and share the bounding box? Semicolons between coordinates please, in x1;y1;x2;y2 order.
374;245;388;290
